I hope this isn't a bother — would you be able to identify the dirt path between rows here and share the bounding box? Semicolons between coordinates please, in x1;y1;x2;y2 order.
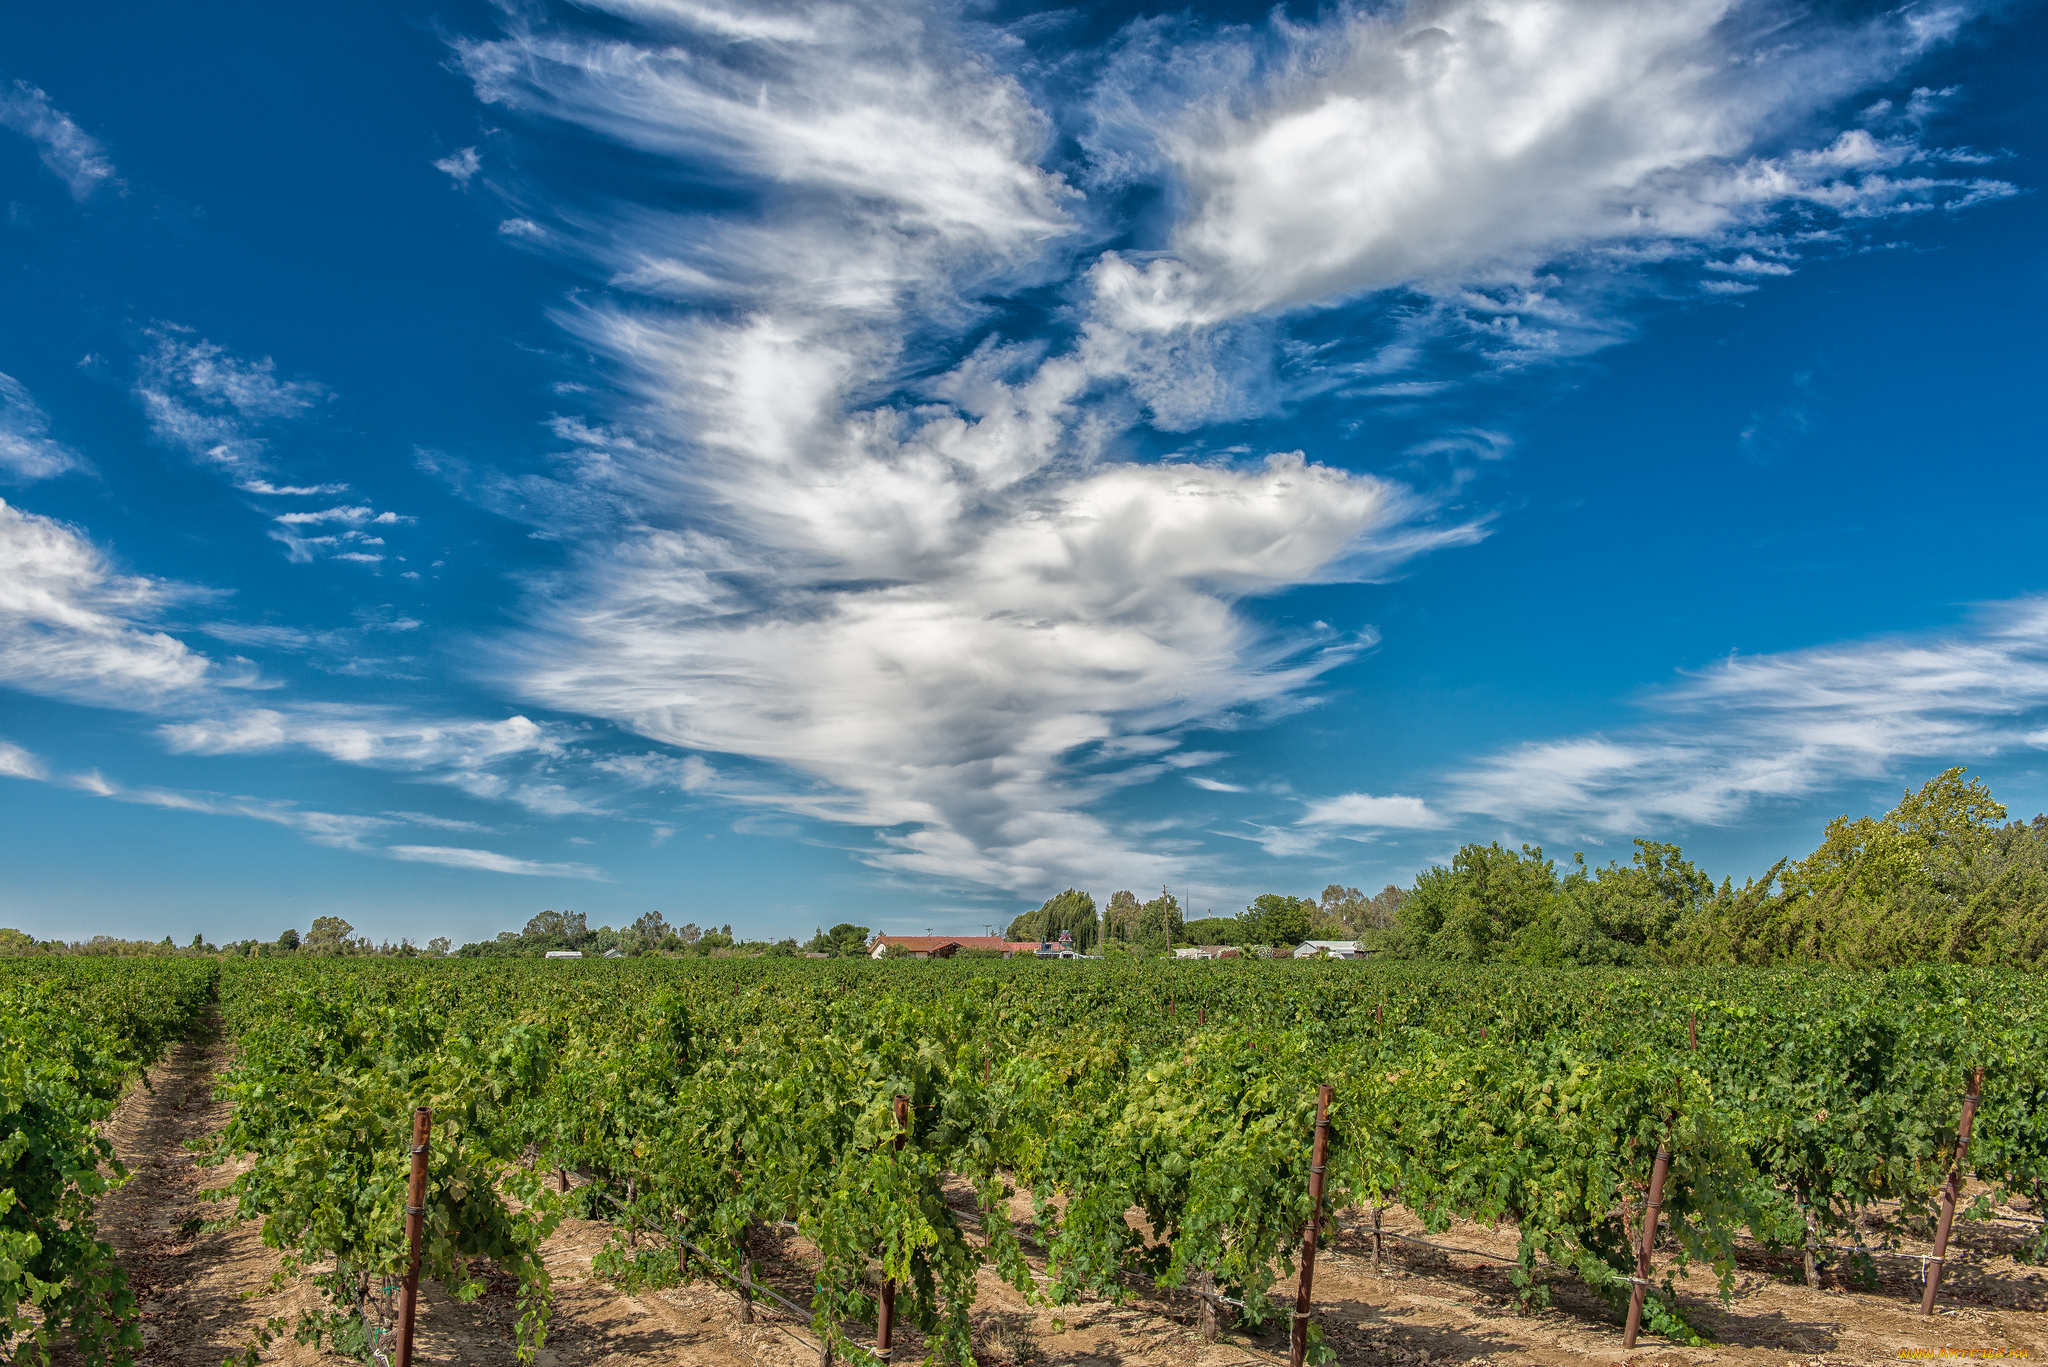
81;1029;2048;1367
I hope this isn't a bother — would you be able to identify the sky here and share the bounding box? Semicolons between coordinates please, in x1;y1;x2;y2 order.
1;0;2044;948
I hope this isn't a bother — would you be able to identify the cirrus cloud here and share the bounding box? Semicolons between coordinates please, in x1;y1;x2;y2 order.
0;497;232;709
435;0;2010;892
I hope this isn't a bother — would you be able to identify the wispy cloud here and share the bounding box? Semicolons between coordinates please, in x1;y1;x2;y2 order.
1300;792;1446;831
238;479;349;496
0;736;46;781
264;503;413;564
433;146;481;184
0;497;239;709
454;0;1482;891
1083;3;2010;364
386;844;605;879
10;740;599;875
135;325;324;474
53;754;609;881
1441;596;2048;836
0;81;120;199
156;705;601;816
52;766;393;850
432;0;2014;891
1289;596;2048;850
0;372;87;481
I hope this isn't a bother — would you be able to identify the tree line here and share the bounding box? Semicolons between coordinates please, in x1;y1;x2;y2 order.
4;767;2037;968
1384;767;2048;968
989;767;2048;967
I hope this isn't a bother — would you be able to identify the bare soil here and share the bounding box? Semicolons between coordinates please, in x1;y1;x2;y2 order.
79;1031;2048;1367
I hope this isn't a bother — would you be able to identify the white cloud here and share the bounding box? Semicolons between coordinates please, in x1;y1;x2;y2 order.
156;705;591;817
1300;792;1446;830
263;503;411;563
433;146;482;184
42;764;394;850
135;325;324;474
441;0;2009;891
0;373;87;481
385;809;495;833
239;479;350;495
1443;596;2048;836
0;81;119;199
0;737;46;781
1083;1;2009;349
160;706;559;767
0;498;228;709
13;750;594;873
594;751;717;790
453;0;1482;891
386;844;605;879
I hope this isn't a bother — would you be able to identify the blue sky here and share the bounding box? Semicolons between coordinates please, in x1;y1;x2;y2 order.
1;0;2044;946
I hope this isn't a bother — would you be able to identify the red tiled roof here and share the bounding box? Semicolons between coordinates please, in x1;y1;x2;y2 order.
869;935;1028;953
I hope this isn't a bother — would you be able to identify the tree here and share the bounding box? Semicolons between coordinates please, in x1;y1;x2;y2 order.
1008;889;1099;953
276;927;300;952
1554;841;1713;965
1136;890;1181;954
1678;768;2048;969
1365;884;1408;929
1240;893;1315;948
0;928;37;956
1103;890;1143;942
1319;883;1405;933
628;910;673;954
803;923;872;957
1244;894;1310;947
304;916;354;955
1316;885;1367;935
521;910;591;952
1393;844;1559;962
426;937;451;957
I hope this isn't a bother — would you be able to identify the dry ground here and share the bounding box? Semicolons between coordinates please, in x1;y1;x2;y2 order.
72;1024;2048;1367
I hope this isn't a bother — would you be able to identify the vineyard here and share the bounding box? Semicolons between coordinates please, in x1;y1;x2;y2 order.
6;956;2048;1366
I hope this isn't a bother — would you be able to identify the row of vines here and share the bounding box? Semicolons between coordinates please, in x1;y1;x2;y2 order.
0;958;215;1363
196;959;2048;1364
9;958;2046;1364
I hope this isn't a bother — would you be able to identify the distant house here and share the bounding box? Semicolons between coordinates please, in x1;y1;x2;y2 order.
544;950;584;959
603;948;625;959
867;935;1039;960
1292;940;1368;959
1175;945;1241;960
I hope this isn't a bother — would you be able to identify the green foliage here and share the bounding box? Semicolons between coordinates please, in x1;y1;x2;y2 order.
1554;841;1717;966
1135;891;1181;953
1179;916;1237;946
208;967;563;1360
1383;768;2048;971
1240;894;1315;948
1684;769;2048;968
174;954;2048;1363
1008;889;1099;953
303;916;355;956
1319;884;1405;934
1395;842;1562;962
802;923;873;958
1102;890;1143;943
0;958;213;1363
